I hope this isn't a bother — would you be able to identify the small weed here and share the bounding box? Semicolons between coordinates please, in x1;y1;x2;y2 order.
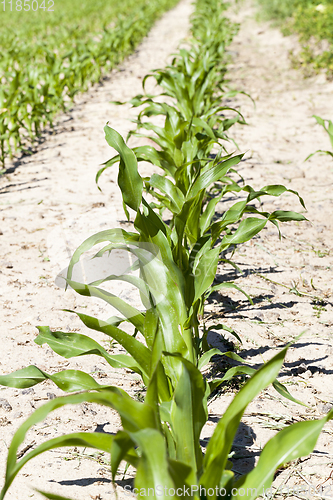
312;301;327;318
314;248;330;258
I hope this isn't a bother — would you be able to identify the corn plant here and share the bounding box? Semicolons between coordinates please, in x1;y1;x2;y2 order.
0;126;307;395
306;115;333;160
99;128;306;334
96;0;306;344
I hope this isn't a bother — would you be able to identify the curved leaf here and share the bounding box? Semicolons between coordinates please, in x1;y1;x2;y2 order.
64;312;151;379
104;125;143;211
0;365;107;392
221;217;268;249
0;389;157;500
201;345;289;495
187;153;243;199
233;409;333;499
130;429;175;499
35;326;143;375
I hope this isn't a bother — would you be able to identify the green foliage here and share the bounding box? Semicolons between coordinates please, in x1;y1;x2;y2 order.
97;0;306;302
97;0;243;194
256;0;308;22
306;115;333;160
256;0;333;76
0;0;179;167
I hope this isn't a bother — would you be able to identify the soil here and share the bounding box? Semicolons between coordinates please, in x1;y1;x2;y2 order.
0;0;332;499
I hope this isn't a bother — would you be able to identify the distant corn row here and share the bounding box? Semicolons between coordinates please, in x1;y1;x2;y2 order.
257;0;333;76
0;0;179;169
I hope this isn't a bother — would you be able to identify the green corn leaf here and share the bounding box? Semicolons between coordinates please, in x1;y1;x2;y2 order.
199;348;249;372
313;115;333;149
169;355;207;478
66;280;145;332
88;272;150;308
95;153;121;189
207;281;253;305
36;490;76;500
111;430;137;482
204;354;307;406
206;322;242;342
198;348;223;371
256;184;306;210
66;228;139;285
150;331;172;402
130;429;176;500
272;380;309;407
210;200;248;241
200;345;289;495
233;409;333;499
35;326;144;375
144;306;159;351
0;365;49;389
221;217;268;249
192;116;216;139
104;125;143;211
64;311;151;379
269;210;307;222
0;389;156;500
184;191;205;244
149;173;185;213
209;365;256;393
199;193;223;234
167;459;194;492
187;153;243;199
0;365;107;392
192;246;220;304
306;149;333;161
97;144;176;189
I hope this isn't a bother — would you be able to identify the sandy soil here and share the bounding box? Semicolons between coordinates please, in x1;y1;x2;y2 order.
0;0;332;498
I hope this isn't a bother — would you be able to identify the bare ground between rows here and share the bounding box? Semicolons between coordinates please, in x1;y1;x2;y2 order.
0;0;333;498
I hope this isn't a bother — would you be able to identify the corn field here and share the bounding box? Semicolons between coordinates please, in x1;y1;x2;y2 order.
0;0;332;499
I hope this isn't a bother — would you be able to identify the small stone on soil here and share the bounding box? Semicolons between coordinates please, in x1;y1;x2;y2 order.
0;398;12;411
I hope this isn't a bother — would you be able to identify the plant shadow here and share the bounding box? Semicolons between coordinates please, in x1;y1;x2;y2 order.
206;330;333;377
201;420;259;476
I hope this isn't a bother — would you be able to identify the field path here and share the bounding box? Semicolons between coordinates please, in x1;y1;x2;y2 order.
0;0;333;498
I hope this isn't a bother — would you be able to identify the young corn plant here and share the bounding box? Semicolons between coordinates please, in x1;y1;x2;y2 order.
98;127;306;344
98;0;247;201
95;0;306;346
0;124;315;500
0;1;318;497
0;126;307;401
